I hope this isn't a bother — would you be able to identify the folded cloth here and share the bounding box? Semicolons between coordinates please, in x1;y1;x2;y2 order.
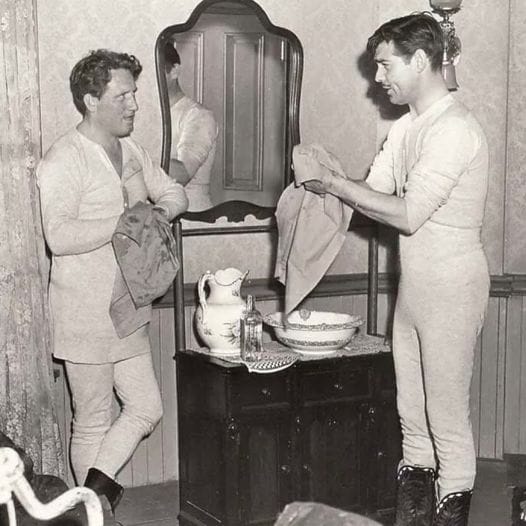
275;144;354;313
110;201;179;338
293;143;347;185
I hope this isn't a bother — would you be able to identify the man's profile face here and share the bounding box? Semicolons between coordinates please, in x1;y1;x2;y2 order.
93;68;138;138
373;41;418;106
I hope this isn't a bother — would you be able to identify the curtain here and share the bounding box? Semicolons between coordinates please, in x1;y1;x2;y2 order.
0;0;65;478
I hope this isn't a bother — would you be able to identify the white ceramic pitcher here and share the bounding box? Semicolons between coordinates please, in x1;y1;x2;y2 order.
195;268;248;354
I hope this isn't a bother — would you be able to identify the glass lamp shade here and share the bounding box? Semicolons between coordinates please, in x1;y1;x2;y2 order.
430;0;463;9
442;62;459;90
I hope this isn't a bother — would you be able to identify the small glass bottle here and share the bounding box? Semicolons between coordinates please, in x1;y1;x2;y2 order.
240;295;263;362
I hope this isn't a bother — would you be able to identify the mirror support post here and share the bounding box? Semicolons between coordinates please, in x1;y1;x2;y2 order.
367;223;379;336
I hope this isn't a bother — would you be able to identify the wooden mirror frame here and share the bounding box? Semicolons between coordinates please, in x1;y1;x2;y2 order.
155;1;380;353
154;0;304;233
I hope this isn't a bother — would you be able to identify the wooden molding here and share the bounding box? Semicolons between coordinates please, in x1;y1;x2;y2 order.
154;272;526;309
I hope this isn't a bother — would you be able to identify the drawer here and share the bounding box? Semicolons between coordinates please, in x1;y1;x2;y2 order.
232;373;290;410
300;366;372;404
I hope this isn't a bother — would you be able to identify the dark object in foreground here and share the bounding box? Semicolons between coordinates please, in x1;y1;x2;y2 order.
0;431;88;526
274;501;382;526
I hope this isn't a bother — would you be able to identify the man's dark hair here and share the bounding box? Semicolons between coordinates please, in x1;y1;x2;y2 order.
367;13;444;71
70;49;143;115
164;42;181;73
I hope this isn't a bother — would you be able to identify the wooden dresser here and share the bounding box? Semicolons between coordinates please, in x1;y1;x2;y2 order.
176;344;401;526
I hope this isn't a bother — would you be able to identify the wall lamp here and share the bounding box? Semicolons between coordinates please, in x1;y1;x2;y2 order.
429;0;463;90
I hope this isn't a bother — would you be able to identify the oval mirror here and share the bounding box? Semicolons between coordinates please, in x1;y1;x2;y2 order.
155;0;303;228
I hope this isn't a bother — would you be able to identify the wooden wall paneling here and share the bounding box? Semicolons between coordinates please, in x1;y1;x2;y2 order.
477;297;500;458
159;307;178;481
224;33;264;191
352;295;365;321
504;296;523;453
52;364;67;475
116;434;132;485
519;296;526;452
127;312;161;486
471;327;482;456
340;294;354;318
185;305;198;349
303;295;339;313
173;31;204;104
131;425;150;486
145;309;166;483
495;296;507;458
353;294;369;334
376;292;395;338
55;279;526;488
117;316;159;486
115;391;132;484
116;310;175;487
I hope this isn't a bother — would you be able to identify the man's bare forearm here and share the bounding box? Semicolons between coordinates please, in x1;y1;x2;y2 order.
328;177;410;233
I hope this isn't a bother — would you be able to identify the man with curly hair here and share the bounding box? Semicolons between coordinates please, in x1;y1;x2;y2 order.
37;49;188;516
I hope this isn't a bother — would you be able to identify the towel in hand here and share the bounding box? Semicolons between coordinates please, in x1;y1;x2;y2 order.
275;143;354;313
110;201;179;338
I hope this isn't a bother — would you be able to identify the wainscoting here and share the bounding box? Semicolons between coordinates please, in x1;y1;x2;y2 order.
52;273;526;487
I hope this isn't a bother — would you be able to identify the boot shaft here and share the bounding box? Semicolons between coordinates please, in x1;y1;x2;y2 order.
84;467;124;512
432;490;472;526
395;465;436;526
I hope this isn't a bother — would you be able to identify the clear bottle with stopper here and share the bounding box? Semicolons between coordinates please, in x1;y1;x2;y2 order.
240;294;263;362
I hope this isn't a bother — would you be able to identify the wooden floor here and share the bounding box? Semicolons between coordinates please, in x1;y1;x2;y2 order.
116;481;179;526
116;459;512;526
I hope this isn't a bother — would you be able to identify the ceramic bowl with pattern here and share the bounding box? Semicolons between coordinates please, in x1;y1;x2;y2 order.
263;309;363;355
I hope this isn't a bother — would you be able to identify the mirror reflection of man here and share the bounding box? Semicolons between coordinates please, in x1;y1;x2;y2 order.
164;41;218;212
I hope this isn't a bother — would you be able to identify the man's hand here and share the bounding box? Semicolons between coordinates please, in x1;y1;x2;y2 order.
152;205;169;222
303;179;328;196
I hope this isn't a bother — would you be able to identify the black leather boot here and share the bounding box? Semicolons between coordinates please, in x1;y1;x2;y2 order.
395;465;436;526
432;490;472;526
84;467;124;512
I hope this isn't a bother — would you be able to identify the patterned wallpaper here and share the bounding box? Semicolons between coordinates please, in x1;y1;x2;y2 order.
36;0;523;277
505;0;526;273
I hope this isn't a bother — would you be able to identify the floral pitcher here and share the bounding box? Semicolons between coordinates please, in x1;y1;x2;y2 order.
195;267;248;354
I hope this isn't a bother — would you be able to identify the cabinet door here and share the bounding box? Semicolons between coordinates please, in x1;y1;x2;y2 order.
367;354;402;518
179;416;230;524
367;399;402;518
298;403;370;514
238;413;294;526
